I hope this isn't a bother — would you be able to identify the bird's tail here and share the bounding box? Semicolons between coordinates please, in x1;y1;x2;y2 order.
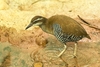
86;34;91;39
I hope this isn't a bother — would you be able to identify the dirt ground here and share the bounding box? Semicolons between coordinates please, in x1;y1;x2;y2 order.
0;0;100;67
0;24;100;67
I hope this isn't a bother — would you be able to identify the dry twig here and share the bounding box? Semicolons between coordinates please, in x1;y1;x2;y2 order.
78;15;100;31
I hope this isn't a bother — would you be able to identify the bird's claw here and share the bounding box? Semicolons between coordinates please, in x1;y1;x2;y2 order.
66;55;77;59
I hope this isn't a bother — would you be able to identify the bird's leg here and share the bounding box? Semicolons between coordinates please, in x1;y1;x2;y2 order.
73;42;77;58
65;42;78;59
57;44;67;57
73;42;79;67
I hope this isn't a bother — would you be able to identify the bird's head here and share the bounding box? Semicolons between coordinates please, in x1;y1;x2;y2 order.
25;16;47;30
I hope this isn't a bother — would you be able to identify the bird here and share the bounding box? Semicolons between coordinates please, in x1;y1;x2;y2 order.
25;15;91;58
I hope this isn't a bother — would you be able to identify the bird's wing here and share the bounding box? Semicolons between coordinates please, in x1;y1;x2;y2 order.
52;21;87;38
61;20;87;37
48;15;89;39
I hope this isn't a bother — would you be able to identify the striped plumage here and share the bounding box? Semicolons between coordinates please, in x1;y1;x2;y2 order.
25;15;91;57
53;23;83;44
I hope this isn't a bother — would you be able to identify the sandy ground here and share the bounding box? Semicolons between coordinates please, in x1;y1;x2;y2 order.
0;25;100;67
0;0;100;67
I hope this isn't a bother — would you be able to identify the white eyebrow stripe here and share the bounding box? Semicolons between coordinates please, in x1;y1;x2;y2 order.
34;18;43;22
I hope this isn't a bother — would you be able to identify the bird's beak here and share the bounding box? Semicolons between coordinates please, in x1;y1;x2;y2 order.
25;23;33;30
25;22;43;30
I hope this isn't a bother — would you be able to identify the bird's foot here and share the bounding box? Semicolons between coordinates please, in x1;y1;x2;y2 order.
66;54;77;59
57;45;67;58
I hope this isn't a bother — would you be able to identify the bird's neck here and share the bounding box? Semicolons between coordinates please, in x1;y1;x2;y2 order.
40;22;53;34
40;24;47;32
